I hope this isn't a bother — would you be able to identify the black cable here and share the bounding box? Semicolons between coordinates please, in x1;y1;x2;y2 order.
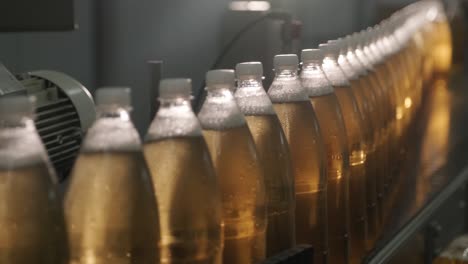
194;11;291;112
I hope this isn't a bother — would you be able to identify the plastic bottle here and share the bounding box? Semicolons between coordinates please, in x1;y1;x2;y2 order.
334;37;380;249
144;79;224;263
234;62;296;257
425;1;452;76
357;32;396;226
65;87;160;264
301;48;351;264
320;43;368;264
269;54;327;264
343;35;385;249
198;70;267;264
372;24;411;209
0;96;68;264
377;24;412;138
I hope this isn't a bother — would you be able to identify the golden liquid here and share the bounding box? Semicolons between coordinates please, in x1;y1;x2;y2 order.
431;21;452;76
0;163;68;264
309;94;350;264
333;85;367;264
65;152;160;264
383;50;410;205
203;125;267;264
352;77;384;249
273;101;327;264
398;46;416;120
362;75;383;233
409;37;425;111
393;47;414;129
421;26;435;85
144;137;223;264
243;115;295;257
372;64;398;221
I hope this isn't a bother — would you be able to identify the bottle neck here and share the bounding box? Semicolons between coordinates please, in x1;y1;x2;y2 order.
302;61;322;70
96;106;131;121
274;68;298;79
206;86;233;97
237;77;263;89
157;97;193;113
147;96;202;140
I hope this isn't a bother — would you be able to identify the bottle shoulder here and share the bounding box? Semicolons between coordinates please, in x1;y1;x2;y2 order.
84;118;142;152
268;77;309;103
234;86;275;116
146;106;202;141
0;124;50;169
301;68;335;97
198;94;246;131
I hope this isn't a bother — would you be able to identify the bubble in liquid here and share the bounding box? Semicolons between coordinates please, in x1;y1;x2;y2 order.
198;89;246;130
234;85;275;116
146;102;202;141
301;66;335;97
83;117;141;152
269;77;309;103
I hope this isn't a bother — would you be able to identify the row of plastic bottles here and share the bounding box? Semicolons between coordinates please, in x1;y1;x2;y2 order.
0;0;452;264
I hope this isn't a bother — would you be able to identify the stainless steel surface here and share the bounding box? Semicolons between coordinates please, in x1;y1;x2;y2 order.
365;68;468;263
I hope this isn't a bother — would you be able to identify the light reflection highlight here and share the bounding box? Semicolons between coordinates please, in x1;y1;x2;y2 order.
229;1;271;11
404;97;413;109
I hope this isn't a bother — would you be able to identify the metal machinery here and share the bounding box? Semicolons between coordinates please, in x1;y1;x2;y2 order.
0;63;95;181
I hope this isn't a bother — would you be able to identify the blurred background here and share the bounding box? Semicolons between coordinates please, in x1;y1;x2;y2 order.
0;0;465;134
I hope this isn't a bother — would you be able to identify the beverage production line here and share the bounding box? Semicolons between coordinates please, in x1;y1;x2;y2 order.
0;0;467;263
1;56;467;264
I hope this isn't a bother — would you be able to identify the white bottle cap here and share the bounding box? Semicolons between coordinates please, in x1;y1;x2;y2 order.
206;69;235;89
95;87;132;107
301;49;324;63
319;43;338;59
159;78;192;99
236;62;263;78
0;95;35;119
274;54;299;70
